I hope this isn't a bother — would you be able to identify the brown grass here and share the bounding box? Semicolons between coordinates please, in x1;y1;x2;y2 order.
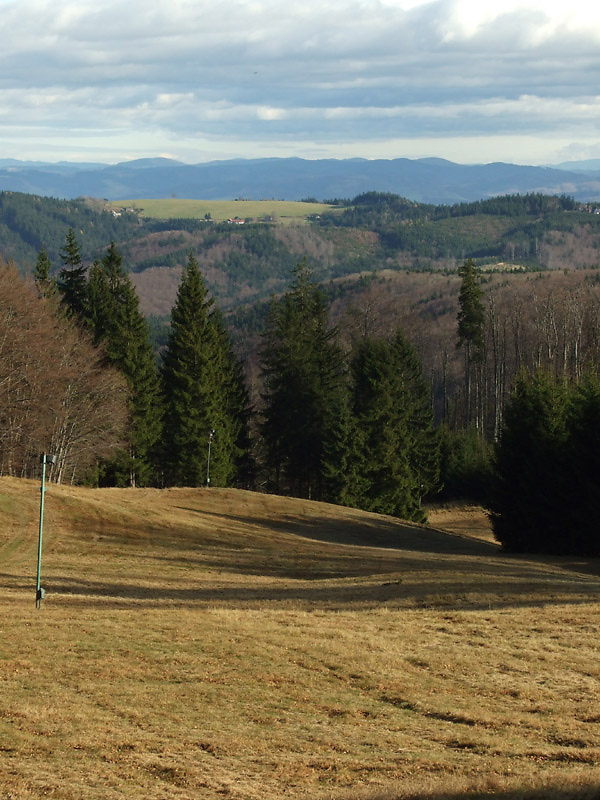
1;479;600;799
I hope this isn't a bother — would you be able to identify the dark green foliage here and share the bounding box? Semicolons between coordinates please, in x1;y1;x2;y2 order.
260;265;441;517
438;425;493;504
87;242;162;486
320;388;362;506
0;192;144;271
146;314;171;353
347;329;440;522
457;258;485;354
260;261;347;500
161;253;248;487
86;260;113;345
488;372;600;555
561;378;600;554
33;245;57;298
457;258;485;427
315;191;591;266
58;228;88;318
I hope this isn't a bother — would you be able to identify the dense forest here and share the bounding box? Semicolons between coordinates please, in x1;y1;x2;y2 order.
2;192;600;554
2;191;600;309
314;192;596;266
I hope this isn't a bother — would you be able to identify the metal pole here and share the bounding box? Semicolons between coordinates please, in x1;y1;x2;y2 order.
206;429;214;487
36;454;47;609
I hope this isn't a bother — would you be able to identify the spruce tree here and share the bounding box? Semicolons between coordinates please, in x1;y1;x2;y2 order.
260;261;346;500
491;373;600;555
58;228;88;319
563;377;600;555
456;258;485;428
348;329;439;522
320;389;361;506
489;372;569;552
161;253;246;487
86;259;113;346
87;242;162;486
34;246;57;298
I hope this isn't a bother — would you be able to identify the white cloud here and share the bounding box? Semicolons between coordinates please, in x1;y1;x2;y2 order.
0;0;599;164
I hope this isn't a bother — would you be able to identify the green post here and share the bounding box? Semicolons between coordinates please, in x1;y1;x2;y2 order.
36;453;55;608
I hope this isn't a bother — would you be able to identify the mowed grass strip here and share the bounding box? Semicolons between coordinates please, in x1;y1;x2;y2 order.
108;199;337;224
2;478;600;800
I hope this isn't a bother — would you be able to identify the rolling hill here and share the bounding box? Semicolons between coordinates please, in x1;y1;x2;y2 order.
3;190;600;318
2;477;600;799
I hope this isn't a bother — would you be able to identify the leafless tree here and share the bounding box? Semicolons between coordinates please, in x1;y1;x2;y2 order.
0;262;128;482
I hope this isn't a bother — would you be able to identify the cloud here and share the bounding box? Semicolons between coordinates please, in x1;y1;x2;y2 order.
0;0;599;163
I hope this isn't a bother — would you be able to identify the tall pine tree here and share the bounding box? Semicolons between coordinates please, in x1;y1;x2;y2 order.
58;228;88;319
260;261;347;500
347;329;440;522
456;258;485;428
489;371;569;553
34;245;57;298
161;253;247;487
491;372;600;555
87;242;162;486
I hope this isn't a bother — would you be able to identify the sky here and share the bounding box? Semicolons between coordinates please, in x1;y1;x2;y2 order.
0;0;599;166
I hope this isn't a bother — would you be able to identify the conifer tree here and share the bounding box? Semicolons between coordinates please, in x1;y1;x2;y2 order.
489;372;569;552
491;373;600;556
161;253;246;487
456;258;485;428
320;389;361;505
34;246;57;298
58;228;88;319
87;242;162;486
210;311;255;487
86;259;112;346
562;377;600;555
260;260;346;499
348;329;439;522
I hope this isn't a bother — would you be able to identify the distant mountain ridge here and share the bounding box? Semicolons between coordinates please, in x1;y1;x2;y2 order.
0;156;599;204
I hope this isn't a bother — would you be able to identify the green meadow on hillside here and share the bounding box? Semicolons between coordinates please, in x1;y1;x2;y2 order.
109;199;337;224
2;479;600;800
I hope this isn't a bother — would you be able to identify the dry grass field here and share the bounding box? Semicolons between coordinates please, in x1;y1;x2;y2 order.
1;478;600;800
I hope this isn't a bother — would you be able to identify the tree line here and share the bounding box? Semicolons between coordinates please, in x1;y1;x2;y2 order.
3;230;599;554
1;234;440;524
315;192;598;267
447;260;600;555
7;230;249;488
259;261;439;520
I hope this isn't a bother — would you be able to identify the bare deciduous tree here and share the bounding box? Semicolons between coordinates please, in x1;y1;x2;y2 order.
0;262;128;483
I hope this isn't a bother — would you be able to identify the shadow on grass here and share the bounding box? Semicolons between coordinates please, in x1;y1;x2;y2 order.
45;559;600;611
354;785;600;800
176;507;501;554
14;503;600;610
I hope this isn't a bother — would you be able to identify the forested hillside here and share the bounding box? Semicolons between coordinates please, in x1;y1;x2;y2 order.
2;191;600;315
315;192;600;268
0;192;144;267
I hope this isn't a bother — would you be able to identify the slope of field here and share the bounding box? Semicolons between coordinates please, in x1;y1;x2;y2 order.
2;478;600;800
109;199;336;224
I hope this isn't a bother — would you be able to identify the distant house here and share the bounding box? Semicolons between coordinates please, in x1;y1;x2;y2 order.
227;217;245;224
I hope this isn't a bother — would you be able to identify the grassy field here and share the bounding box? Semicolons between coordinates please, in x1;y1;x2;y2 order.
108;199;337;224
2;479;600;799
